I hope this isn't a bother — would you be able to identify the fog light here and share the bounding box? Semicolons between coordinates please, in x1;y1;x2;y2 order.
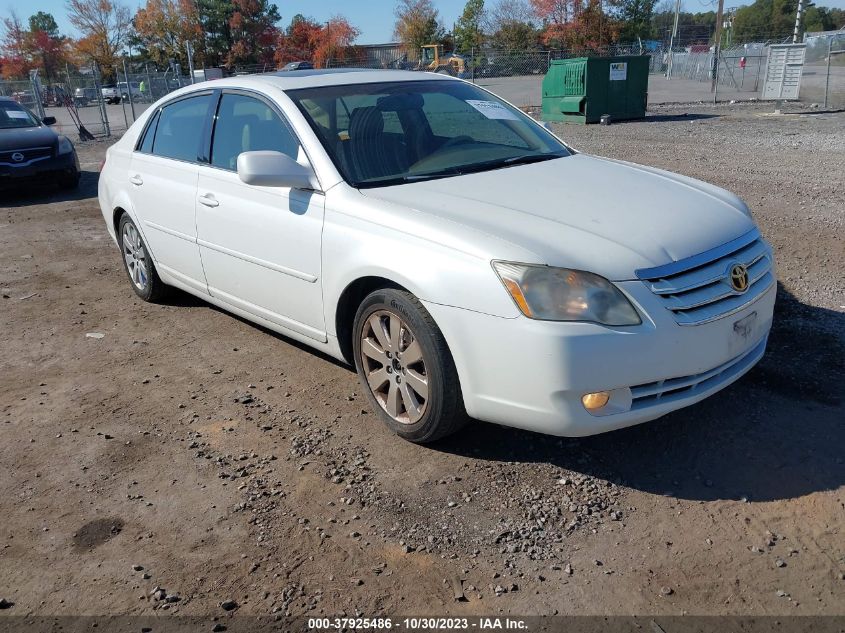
582;391;610;411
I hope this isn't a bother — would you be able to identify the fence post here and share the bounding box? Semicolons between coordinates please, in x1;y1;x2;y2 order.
117;65;129;129
146;63;154;101
824;37;832;109
92;64;110;137
471;47;475;83
29;69;47;119
123;58;136;122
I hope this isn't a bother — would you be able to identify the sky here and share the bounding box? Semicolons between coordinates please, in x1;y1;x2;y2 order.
9;0;845;45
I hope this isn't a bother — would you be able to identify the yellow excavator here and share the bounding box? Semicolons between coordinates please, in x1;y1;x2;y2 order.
419;44;469;77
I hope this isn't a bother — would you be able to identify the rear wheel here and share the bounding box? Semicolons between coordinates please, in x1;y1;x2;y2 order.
118;214;165;302
352;289;466;443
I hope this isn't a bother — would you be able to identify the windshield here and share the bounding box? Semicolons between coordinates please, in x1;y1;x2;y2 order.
287;79;571;188
0;101;40;129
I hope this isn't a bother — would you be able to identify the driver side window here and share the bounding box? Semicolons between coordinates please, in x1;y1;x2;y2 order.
211;93;301;171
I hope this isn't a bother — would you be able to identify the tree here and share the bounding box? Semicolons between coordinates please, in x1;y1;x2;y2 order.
29;12;61;38
274;14;359;67
485;0;539;48
732;0;798;42
0;12;31;78
613;0;657;41
540;0;621;49
67;0;132;73
394;0;445;55
134;0;203;68
0;11;68;79
190;0;280;67
226;0;281;67
454;0;485;52
531;0;579;25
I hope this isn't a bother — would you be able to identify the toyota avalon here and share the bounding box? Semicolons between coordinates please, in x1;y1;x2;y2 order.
97;70;775;443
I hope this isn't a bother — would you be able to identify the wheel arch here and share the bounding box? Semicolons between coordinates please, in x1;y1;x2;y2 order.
334;275;407;365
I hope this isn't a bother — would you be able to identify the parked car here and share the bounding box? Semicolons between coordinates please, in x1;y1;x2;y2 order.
117;81;143;102
0;97;80;190
101;85;120;104
280;61;314;71
11;91;40;108
73;87;98;106
97;71;775;443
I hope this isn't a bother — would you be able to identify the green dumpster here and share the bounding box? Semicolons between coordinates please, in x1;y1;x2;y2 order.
542;56;650;124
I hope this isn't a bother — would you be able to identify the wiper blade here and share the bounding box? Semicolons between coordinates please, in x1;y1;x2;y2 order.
499;153;565;167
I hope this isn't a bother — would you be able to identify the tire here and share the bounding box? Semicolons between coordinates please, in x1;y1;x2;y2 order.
117;214;166;302
352;288;466;443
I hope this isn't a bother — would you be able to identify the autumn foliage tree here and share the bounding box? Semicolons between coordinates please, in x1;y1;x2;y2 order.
394;0;445;56
134;0;203;68
274;14;359;68
67;0;132;75
0;10;69;79
533;0;621;49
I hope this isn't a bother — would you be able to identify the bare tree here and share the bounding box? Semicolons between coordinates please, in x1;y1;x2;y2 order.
484;0;536;33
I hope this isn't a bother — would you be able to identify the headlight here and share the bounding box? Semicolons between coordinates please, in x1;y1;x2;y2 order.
57;136;74;155
493;261;641;325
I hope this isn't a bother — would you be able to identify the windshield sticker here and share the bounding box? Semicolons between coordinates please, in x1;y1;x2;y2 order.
6;110;30;119
465;100;520;121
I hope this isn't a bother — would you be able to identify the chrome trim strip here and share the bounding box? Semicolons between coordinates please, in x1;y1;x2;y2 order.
663;260;772;311
635;227;761;280
0;155;52;167
674;277;775;326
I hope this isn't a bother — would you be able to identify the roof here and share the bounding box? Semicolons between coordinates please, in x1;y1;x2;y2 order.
209;69;456;92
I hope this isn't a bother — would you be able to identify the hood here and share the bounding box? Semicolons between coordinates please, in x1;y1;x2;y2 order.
361;153;755;280
0;125;58;152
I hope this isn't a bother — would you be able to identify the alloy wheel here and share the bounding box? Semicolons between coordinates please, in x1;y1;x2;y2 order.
359;310;429;425
122;222;148;291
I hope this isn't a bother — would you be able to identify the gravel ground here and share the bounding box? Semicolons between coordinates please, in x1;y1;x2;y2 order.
0;103;843;623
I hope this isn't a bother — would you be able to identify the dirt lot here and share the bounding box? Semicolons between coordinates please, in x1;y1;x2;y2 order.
1;104;843;625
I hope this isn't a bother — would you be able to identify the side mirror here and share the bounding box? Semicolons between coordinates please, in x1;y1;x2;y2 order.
236;150;317;189
42;116;57;126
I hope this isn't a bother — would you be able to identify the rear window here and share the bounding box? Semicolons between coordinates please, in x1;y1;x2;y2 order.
150;94;212;162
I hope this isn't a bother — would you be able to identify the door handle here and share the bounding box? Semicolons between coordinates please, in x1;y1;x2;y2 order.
198;193;219;208
129;174;143;186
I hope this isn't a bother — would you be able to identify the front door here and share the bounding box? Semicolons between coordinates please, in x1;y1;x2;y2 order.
195;91;326;341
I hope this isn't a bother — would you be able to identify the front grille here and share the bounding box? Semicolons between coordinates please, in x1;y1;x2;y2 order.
630;336;767;410
635;229;774;326
0;146;53;165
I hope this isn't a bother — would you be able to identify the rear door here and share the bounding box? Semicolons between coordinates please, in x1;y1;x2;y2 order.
128;92;213;294
195;90;326;341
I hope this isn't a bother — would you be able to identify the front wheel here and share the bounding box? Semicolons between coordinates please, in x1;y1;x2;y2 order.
352;289;466;443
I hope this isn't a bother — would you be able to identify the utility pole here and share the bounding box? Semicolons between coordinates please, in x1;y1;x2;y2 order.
711;0;725;94
793;0;805;43
666;0;682;78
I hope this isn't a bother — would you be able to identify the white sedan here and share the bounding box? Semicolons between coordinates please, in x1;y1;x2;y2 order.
98;69;775;443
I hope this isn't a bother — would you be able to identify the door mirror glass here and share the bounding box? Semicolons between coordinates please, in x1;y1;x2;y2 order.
237;150;316;189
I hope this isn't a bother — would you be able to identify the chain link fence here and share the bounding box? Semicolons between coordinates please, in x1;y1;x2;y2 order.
801;31;845;109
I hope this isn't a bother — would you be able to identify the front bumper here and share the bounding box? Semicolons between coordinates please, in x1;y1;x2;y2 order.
0;151;79;189
423;278;776;437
